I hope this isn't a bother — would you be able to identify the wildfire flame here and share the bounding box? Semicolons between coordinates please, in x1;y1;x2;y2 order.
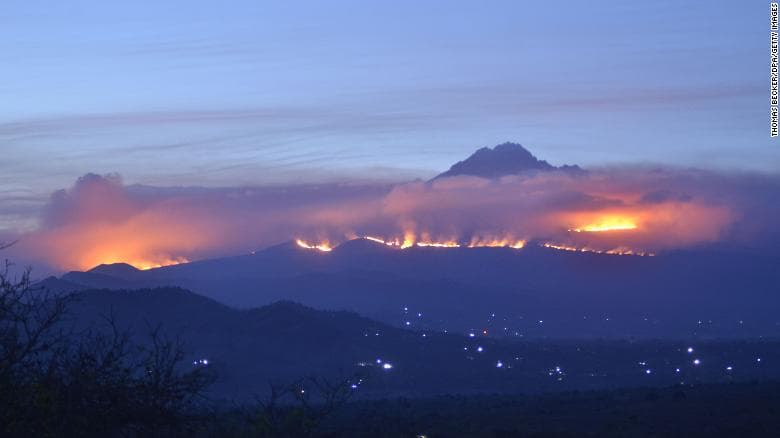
569;216;638;233
467;237;526;249
131;257;190;270
303;235;527;251
26;169;738;272
361;234;461;248
401;231;416;249
363;236;409;248
76;253;189;270
45;231;196;271
296;236;652;256
295;239;333;252
542;242;654;257
416;241;461;248
364;236;394;245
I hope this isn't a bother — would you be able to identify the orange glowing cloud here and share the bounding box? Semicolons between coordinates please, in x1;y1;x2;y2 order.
569;215;638;233
26;208;212;270
10;165;770;272
18;174;225;270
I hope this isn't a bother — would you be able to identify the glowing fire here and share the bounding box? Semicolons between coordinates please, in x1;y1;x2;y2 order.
364;236;393;245
542;242;654;257
295;239;333;252
131;257;190;270
401;231;416;249
569;216;638;233
300;236;652;256
37;226;198;271
299;232;654;257
363;236;409;248
467;237;526;249
144;201;723;266
361;235;462;248
362;233;527;250
79;253;189;271
23;170;737;272
416;241;461;248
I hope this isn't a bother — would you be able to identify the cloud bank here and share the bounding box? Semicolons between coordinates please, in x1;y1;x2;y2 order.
8;166;780;271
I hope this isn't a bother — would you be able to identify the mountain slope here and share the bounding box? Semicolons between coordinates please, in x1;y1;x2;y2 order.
433;142;582;180
48;240;780;339
66;287;780;401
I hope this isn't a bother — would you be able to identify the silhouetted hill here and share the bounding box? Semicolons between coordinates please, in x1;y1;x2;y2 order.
37;275;87;294
433;142;582;180
321;382;780;437
60;270;141;290
48;240;780;339
331;237;394;255
87;262;141;279
65;287;780;401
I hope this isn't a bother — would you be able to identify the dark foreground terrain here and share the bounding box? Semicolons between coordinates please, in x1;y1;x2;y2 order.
63;287;780;400
60;288;780;437
4;268;779;436
197;381;780;437
311;381;780;437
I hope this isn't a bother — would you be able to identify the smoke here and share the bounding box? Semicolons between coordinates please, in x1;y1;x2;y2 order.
9;167;780;271
378;170;738;251
15;174;391;270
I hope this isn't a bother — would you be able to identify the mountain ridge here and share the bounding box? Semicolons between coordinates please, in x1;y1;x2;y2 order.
39;238;780;339
63;286;780;400
433;142;583;180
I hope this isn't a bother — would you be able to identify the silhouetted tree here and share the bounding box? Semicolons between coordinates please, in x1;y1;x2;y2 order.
0;252;215;437
240;371;370;437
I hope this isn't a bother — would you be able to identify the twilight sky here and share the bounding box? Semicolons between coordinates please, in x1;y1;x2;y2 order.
0;0;775;236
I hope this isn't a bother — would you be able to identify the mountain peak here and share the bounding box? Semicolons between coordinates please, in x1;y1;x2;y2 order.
87;262;141;276
433;142;582;180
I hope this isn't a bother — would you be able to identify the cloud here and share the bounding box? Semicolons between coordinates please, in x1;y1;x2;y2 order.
639;189;692;204
7;166;780;271
378;170;736;251
13;175;392;270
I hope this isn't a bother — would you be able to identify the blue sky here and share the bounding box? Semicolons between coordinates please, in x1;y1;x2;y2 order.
0;0;774;231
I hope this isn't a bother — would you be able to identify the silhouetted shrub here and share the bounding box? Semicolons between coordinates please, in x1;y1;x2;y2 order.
0;256;214;437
